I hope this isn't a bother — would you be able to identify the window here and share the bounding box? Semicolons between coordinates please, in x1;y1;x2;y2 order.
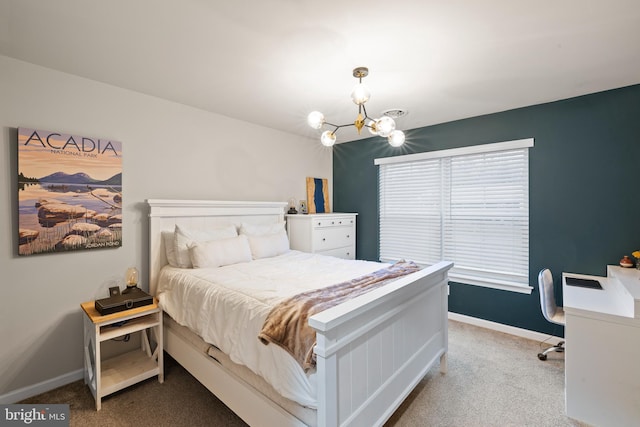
376;139;533;293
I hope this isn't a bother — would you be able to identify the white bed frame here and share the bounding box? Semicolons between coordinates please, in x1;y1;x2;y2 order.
148;199;452;427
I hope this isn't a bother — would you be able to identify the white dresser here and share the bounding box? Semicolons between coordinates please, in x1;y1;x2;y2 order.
286;213;357;260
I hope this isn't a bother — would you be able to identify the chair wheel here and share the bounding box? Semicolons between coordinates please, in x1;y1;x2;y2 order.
537;353;547;361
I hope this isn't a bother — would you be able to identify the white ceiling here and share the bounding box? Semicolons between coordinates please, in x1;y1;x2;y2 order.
2;0;640;144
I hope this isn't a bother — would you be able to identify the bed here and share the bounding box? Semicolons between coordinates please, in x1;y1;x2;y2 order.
148;199;452;427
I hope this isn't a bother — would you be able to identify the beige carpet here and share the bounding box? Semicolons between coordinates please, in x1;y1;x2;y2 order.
21;320;585;426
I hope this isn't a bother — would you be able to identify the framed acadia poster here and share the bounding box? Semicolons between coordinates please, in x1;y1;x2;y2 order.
17;128;123;256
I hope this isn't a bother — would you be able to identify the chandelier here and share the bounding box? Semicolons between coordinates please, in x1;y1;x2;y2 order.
307;67;406;147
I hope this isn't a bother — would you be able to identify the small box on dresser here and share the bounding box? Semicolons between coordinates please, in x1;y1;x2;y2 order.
286;213;357;259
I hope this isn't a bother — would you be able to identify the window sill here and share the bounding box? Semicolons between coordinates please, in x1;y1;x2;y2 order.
448;273;533;294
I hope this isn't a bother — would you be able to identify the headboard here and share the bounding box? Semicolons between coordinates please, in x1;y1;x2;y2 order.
147;199;287;295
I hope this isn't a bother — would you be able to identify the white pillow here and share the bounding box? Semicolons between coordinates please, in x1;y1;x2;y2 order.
247;230;290;259
240;221;285;236
174;224;238;268
189;234;252;268
162;231;179;267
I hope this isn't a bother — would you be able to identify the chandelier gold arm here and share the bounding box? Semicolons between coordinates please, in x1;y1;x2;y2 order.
354;113;365;134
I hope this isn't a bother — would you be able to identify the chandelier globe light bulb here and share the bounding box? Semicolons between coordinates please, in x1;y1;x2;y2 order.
375;116;396;137
388;130;406;147
307;111;325;130
321;130;336;147
351;83;370;105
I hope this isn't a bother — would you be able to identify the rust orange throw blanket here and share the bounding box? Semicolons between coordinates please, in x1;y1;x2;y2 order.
258;260;420;371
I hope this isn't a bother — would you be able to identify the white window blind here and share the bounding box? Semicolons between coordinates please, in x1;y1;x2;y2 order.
377;139;533;293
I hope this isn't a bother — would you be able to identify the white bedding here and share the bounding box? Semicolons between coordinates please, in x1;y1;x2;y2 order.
157;250;389;408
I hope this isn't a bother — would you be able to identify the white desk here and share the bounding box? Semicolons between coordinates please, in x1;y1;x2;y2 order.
562;266;640;427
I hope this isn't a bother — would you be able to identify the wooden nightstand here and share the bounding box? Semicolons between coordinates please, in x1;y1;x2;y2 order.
81;299;163;410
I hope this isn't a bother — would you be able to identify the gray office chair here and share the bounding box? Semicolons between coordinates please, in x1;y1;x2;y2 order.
537;268;565;360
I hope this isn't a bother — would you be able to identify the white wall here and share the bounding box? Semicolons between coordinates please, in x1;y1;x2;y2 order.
0;55;332;400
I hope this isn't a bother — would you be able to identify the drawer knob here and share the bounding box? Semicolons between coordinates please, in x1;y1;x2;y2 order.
339;221;342;224
331;221;335;224
346;235;350;238
322;238;326;242
317;222;321;226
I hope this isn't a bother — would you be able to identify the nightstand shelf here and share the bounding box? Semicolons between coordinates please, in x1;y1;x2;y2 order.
100;350;160;396
81;299;163;410
99;315;160;341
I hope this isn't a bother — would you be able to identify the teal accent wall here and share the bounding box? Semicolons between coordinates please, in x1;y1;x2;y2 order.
333;84;640;336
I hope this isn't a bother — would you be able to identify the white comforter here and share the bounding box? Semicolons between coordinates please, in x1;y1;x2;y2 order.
157;250;388;408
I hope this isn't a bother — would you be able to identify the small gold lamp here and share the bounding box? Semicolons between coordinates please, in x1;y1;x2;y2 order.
123;267;139;294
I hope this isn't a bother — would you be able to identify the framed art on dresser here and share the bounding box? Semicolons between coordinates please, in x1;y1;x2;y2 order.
305;177;330;214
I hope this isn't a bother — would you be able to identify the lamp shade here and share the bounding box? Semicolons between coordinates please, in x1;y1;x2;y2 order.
126;267;139;287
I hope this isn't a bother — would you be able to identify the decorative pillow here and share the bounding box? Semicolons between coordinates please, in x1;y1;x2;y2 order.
189;235;252;268
247;230;290;259
240;221;285;236
162;231;179;267
174;224;238;268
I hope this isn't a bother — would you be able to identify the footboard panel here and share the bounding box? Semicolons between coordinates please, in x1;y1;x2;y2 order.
310;261;452;427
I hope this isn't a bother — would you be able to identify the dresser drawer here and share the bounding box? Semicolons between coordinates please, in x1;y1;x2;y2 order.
313;217;355;228
318;246;355;260
313;227;354;251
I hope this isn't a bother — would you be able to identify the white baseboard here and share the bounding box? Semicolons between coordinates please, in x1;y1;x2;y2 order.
0;369;83;404
448;312;564;345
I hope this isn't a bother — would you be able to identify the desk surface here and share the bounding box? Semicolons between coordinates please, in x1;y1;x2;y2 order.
609;265;640;301
563;266;639;320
